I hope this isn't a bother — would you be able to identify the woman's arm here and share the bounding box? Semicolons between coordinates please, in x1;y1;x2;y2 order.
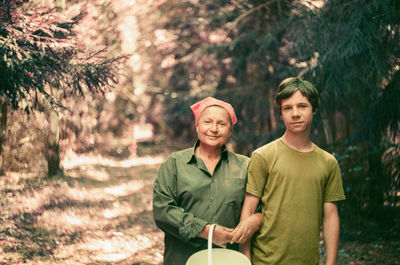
152;158;208;245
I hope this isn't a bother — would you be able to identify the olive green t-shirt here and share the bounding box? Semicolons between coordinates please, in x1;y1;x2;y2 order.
246;139;346;265
153;141;249;265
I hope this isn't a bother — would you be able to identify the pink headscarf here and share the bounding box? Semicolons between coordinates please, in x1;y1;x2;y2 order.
190;97;237;126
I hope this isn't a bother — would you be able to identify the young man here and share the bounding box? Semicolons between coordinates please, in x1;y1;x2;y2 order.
232;77;346;265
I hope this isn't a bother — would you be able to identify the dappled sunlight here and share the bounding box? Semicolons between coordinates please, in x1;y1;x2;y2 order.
100;201;136;219
6;175;154;221
79;233;162;263
62;149;164;170
64;179;154;202
65;184;116;202
5;184;62;216
103;203;133;219
300;0;325;9
76;166;111;181
38;209;96;231
1;144;164;264
104;179;152;197
37;192;150;232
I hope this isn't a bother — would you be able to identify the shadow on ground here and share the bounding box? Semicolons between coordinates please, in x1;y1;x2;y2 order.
0;154;165;265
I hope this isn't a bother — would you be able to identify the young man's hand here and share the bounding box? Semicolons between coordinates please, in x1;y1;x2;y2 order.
230;212;262;244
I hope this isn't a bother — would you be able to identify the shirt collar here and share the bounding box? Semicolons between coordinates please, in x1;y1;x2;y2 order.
186;140;228;164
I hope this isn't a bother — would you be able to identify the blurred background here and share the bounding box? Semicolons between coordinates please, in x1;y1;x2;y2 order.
0;0;399;264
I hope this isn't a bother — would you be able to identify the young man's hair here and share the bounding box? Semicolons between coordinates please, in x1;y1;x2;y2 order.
274;77;319;114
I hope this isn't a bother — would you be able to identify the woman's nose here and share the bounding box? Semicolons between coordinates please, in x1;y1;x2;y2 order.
210;123;218;131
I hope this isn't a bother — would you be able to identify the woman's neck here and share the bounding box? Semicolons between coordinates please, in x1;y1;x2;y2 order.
196;144;221;160
196;144;222;175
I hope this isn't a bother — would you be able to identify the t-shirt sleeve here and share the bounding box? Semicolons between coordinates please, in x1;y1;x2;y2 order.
246;152;269;198
324;159;346;202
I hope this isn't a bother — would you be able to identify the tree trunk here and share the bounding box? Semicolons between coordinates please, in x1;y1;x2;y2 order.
366;146;386;218
0;100;7;176
47;109;61;177
55;0;65;11
45;0;64;178
41;0;54;8
268;88;277;131
321;109;333;146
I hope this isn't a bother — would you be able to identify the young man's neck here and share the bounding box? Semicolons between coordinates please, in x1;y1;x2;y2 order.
281;131;313;152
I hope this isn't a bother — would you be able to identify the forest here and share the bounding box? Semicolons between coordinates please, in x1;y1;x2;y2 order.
0;0;399;264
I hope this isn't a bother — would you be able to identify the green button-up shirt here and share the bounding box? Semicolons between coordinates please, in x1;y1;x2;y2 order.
153;141;249;265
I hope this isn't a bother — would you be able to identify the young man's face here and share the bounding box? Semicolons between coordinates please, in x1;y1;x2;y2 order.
196;106;232;149
281;90;314;135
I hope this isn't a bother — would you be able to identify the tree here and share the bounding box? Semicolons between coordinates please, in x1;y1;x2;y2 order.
134;0;300;152
290;0;400;227
0;0;122;176
134;0;399;236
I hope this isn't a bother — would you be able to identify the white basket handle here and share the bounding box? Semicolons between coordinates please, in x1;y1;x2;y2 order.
208;224;216;265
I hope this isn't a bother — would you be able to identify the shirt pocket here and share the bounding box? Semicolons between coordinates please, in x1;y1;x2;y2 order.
222;178;246;204
217;178;246;227
219;201;241;228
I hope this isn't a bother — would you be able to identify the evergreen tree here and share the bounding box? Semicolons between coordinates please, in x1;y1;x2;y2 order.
289;0;400;236
0;0;122;176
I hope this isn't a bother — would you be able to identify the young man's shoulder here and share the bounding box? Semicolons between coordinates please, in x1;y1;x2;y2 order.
313;143;339;165
253;139;280;157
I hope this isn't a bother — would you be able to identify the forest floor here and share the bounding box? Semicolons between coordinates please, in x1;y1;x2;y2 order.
0;145;399;265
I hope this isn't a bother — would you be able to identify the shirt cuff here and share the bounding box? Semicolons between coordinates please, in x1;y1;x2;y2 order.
179;217;208;242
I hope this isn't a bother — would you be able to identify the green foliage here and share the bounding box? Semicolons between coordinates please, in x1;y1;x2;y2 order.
0;1;122;111
136;0;300;151
285;0;400;240
136;0;400;238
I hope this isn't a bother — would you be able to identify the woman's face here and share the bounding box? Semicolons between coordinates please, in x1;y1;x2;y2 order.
196;106;232;149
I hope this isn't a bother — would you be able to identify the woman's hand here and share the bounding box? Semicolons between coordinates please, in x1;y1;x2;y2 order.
198;224;233;247
212;225;234;247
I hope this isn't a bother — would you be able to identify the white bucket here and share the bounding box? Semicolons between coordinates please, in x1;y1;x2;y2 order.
186;224;251;265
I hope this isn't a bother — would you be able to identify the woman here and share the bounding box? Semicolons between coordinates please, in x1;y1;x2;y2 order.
153;97;260;265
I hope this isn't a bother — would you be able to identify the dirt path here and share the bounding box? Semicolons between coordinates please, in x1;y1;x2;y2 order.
0;154;165;265
1;152;399;265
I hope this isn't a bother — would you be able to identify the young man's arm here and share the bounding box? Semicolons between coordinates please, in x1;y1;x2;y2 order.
323;202;340;265
231;193;261;260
